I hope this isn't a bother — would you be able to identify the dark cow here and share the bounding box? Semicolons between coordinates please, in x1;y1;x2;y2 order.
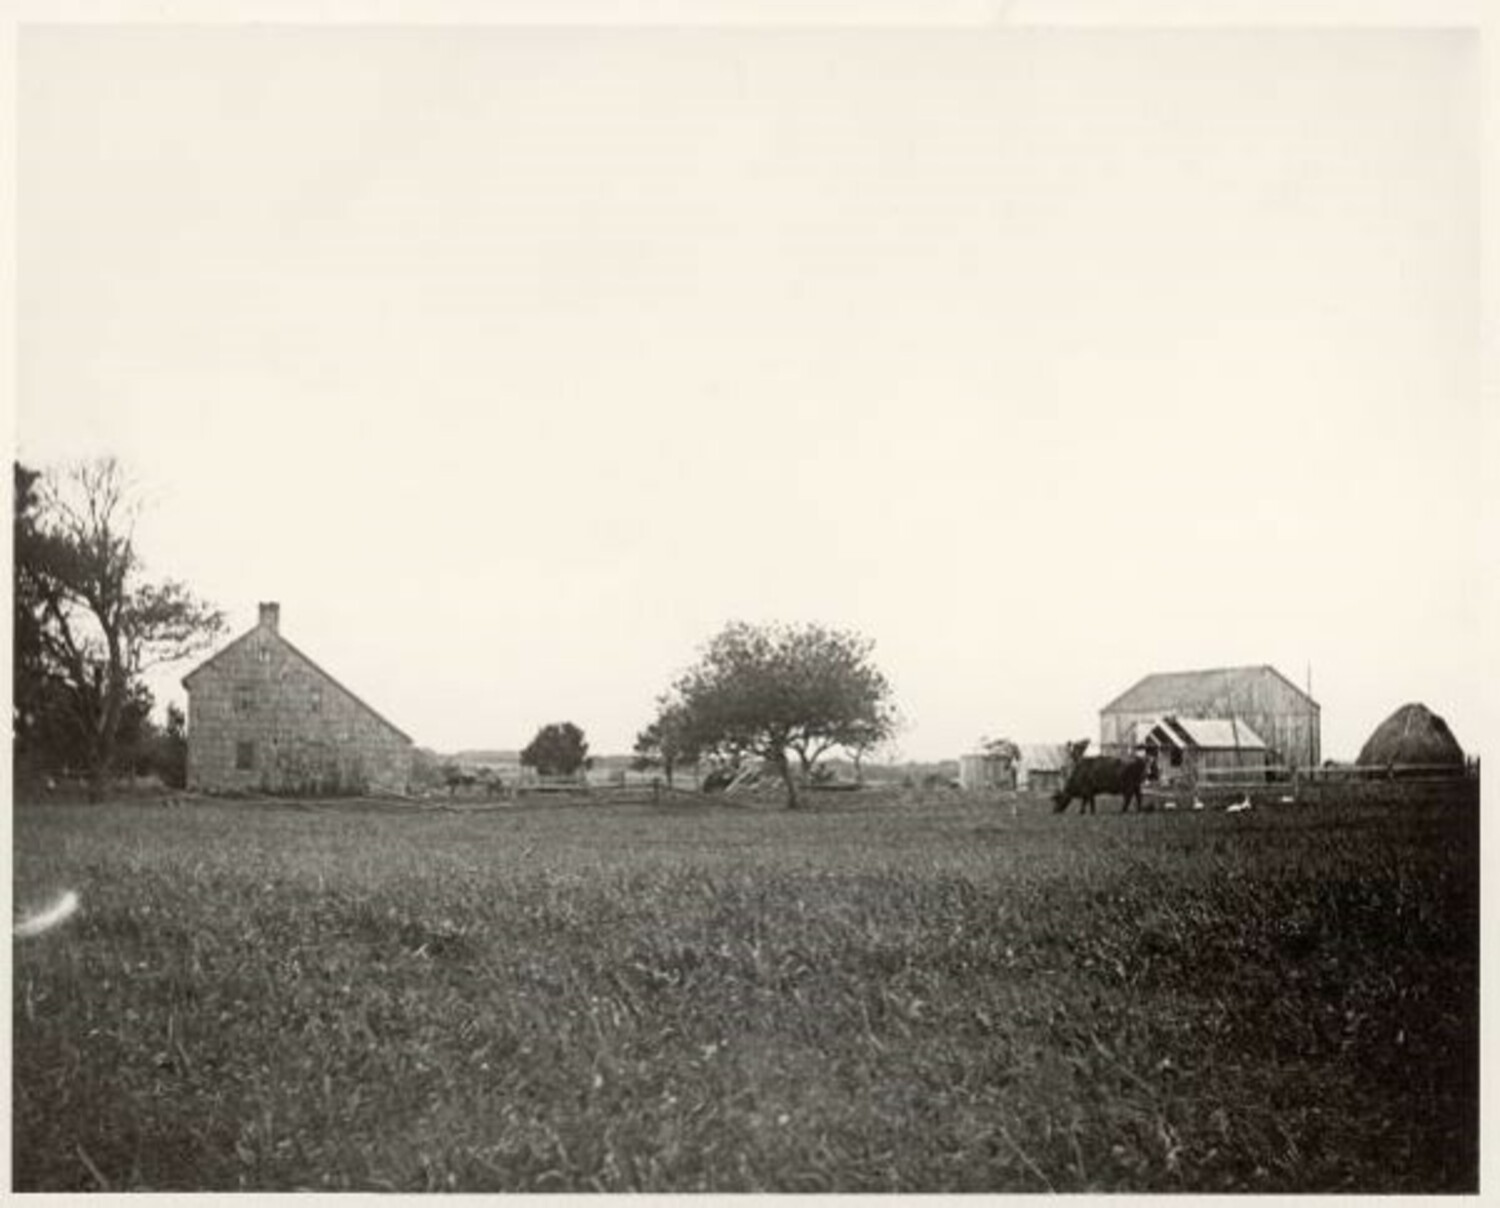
1052;755;1148;814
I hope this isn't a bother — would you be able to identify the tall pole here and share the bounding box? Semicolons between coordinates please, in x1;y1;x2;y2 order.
1307;661;1315;771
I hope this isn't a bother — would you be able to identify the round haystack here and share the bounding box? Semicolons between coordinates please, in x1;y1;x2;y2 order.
1355;703;1465;768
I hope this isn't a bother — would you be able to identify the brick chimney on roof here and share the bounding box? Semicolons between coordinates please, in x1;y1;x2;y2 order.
258;601;280;633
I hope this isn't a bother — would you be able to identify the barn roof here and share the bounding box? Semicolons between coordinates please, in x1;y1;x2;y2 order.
182;623;413;744
1102;665;1318;715
1134;716;1266;751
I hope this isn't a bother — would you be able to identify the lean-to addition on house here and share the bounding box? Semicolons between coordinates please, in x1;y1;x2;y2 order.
182;603;413;795
1100;665;1320;771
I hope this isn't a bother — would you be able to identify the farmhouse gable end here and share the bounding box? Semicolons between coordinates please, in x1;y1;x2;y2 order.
181;601;413;795
182;606;411;744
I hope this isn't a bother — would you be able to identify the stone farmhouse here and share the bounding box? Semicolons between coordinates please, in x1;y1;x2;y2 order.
1099;664;1320;771
182;602;413;795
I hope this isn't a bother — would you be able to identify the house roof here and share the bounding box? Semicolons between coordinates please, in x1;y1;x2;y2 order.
182;623;413;744
1102;665;1318;715
1134;716;1266;751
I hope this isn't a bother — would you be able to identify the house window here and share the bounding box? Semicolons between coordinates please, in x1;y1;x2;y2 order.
236;740;256;770
310;686;322;713
234;684;257;714
257;645;271;664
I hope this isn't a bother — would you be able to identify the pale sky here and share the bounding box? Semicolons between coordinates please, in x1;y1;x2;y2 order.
15;22;1481;761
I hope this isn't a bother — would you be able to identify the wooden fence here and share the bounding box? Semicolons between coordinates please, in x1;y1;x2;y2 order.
1143;760;1477;805
444;778;716;807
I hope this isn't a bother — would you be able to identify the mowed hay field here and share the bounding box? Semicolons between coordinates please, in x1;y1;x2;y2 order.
13;788;1478;1193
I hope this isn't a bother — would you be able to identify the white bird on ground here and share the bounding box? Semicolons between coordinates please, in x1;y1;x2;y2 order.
1226;796;1253;813
1162;799;1177;811
1192;798;1205;811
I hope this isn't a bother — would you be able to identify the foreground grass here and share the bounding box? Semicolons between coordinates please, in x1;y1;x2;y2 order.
12;790;1478;1192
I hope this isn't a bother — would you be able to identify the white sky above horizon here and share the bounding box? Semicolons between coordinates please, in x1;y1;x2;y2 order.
15;23;1481;762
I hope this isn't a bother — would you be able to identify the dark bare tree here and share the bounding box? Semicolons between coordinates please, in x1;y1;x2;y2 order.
16;458;225;799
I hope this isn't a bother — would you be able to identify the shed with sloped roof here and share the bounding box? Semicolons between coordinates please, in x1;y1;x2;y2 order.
1017;743;1070;794
1132;715;1268;787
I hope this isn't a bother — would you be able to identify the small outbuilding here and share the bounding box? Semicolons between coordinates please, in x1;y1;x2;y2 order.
1132;715;1267;788
1017;743;1070;795
959;750;1017;791
1356;703;1465;770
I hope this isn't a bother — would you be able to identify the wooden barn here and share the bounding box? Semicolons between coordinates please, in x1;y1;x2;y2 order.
1132;716;1268;788
1100;665;1319;770
182;602;413;796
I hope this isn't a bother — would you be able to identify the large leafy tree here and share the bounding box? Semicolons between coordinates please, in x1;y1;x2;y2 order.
14;458;225;799
667;620;897;810
520;721;590;777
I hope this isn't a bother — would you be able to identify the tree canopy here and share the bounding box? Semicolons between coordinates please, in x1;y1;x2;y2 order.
13;458;225;797
663;620;897;809
520;721;590;777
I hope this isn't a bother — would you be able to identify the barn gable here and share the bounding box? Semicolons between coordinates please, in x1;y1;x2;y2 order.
1103;665;1317;716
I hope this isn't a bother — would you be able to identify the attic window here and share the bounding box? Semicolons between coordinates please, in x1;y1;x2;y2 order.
257;645;270;664
310;686;322;713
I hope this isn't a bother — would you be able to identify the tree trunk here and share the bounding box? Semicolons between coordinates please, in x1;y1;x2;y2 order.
90;675;127;803
775;753;802;811
86;729;113;803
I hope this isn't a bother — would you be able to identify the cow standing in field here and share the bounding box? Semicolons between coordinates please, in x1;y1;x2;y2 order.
1052;740;1148;814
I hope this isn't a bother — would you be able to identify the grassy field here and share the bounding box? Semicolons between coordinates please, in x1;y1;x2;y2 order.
12;786;1478;1192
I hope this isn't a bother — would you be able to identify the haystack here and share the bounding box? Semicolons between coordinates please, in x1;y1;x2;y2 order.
1355;703;1465;768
